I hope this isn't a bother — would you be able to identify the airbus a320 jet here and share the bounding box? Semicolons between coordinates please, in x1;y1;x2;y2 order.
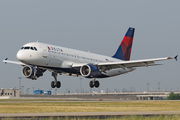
3;27;177;88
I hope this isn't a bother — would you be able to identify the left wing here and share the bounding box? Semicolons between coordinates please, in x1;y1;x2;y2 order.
72;56;177;71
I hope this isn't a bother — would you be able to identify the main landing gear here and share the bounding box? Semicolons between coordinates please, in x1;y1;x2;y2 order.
89;78;100;88
51;72;61;88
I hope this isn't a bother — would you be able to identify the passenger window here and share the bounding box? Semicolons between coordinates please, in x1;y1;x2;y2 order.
24;47;30;49
34;47;37;51
30;47;34;50
21;47;24;49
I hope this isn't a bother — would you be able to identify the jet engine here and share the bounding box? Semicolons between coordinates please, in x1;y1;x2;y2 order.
22;66;45;80
80;64;101;78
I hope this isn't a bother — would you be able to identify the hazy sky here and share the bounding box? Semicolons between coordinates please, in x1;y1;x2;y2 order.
0;0;179;94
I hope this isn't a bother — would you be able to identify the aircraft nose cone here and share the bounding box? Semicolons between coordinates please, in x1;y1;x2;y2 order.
17;50;25;61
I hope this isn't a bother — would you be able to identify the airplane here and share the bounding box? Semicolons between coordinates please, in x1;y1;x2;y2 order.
3;27;178;88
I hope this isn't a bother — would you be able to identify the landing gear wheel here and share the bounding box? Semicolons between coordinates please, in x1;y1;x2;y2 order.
95;81;100;88
57;81;61;88
89;81;94;88
51;72;61;88
51;81;55;88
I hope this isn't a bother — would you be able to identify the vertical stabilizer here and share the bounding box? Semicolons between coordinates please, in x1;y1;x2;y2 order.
112;27;135;61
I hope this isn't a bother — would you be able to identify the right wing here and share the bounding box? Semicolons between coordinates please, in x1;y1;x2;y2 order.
2;58;26;66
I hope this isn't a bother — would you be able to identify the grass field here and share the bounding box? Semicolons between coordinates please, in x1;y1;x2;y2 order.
0;100;180;113
1;115;180;120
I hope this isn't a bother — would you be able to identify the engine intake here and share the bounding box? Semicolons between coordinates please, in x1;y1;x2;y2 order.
80;64;101;78
22;66;44;80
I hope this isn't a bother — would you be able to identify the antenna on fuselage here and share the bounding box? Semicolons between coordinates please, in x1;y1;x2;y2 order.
36;40;39;42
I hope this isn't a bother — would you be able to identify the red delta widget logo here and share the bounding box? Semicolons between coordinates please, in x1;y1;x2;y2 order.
47;46;63;52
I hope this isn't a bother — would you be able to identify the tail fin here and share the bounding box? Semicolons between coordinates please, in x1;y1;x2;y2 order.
112;27;135;61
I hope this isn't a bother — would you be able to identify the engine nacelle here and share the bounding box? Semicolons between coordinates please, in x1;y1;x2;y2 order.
80;64;101;78
22;66;44;80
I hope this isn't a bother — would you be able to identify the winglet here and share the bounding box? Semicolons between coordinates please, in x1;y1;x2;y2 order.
4;58;8;64
174;55;178;61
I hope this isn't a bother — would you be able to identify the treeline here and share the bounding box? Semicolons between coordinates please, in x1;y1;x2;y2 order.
167;92;180;100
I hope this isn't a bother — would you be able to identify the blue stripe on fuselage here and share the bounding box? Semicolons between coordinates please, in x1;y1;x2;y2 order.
31;65;110;78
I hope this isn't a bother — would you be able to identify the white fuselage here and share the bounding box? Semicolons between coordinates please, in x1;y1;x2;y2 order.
16;42;134;78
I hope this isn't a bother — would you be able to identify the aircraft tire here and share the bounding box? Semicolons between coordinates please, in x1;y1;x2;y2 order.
89;81;94;88
57;81;61;88
51;81;55;88
95;81;100;88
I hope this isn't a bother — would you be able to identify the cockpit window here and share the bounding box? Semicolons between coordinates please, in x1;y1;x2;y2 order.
34;47;37;51
30;47;34;50
21;46;37;51
24;47;30;49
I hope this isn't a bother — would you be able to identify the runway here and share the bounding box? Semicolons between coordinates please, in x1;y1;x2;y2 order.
0;111;180;119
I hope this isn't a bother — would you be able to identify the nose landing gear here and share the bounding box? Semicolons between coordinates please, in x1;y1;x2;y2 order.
51;72;61;88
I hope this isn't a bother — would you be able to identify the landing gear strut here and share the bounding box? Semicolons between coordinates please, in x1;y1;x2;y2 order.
89;78;100;88
51;72;61;88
